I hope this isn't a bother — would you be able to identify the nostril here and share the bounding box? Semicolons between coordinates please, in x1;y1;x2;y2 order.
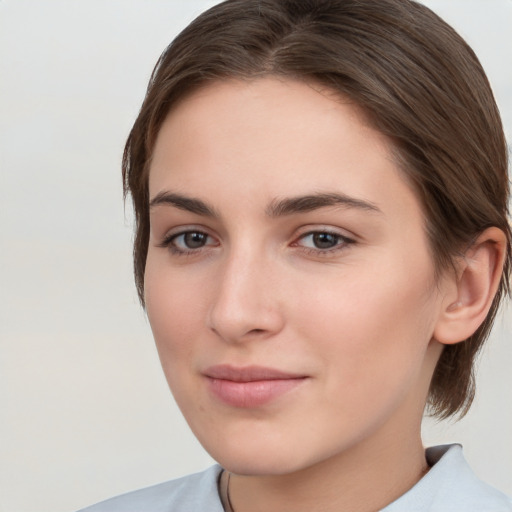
248;328;266;335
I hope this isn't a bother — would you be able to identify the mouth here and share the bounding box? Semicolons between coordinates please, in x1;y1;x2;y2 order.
203;365;308;408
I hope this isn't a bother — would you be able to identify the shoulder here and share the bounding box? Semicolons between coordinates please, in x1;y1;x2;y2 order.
76;465;224;512
383;444;512;512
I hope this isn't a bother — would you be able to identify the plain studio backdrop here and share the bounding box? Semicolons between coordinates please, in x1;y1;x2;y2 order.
1;1;511;511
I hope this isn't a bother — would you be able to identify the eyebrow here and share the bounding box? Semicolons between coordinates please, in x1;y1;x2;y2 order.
149;191;219;217
266;192;382;217
149;191;381;217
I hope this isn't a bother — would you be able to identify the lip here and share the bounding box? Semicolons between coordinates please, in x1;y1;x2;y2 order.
203;365;308;408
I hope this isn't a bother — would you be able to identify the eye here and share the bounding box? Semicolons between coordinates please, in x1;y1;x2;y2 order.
159;229;218;255
174;231;210;249
294;230;355;254
302;232;341;249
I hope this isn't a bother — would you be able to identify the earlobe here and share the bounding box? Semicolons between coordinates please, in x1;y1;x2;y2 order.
433;227;507;345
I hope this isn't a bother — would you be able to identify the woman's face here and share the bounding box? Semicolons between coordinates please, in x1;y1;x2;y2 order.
145;78;449;475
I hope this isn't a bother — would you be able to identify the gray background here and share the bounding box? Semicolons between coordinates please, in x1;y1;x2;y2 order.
1;1;511;511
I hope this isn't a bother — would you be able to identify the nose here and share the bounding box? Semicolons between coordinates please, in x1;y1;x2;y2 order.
207;249;285;343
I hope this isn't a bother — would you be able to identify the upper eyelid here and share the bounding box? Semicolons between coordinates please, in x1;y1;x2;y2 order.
161;225;214;239
293;225;357;240
297;230;352;240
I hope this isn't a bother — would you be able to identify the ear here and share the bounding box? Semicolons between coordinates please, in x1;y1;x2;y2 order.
433;227;507;345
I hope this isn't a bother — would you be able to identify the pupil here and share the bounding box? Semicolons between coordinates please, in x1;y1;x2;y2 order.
313;233;337;249
185;232;206;248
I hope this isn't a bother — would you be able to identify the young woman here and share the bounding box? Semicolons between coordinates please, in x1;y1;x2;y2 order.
79;0;512;510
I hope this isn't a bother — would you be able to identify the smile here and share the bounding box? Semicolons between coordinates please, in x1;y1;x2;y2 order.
203;365;308;408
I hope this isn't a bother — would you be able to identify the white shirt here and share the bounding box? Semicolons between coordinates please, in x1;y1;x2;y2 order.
77;445;512;511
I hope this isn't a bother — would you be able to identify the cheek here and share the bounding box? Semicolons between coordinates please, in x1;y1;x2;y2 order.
290;256;438;392
145;276;205;420
144;255;204;366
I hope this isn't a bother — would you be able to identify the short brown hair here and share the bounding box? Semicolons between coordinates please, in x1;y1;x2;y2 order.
123;0;511;419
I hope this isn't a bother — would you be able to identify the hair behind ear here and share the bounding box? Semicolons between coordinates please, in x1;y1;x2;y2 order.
428;227;508;418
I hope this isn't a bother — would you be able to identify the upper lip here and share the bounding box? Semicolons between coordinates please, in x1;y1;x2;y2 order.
203;365;306;382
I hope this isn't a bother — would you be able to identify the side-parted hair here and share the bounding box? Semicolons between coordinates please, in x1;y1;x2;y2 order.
123;0;511;419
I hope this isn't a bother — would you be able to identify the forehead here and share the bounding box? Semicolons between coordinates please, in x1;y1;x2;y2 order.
148;77;420;221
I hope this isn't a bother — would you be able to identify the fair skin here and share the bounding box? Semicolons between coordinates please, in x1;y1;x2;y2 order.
144;78;505;512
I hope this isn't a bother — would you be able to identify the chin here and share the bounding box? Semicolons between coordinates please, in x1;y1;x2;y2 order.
217;452;306;476
199;432;326;476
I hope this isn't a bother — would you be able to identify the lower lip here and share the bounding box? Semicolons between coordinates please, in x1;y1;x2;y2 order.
206;377;307;408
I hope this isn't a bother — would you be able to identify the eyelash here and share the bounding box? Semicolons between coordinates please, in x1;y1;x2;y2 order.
158;230;217;256
158;228;355;257
292;230;355;256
